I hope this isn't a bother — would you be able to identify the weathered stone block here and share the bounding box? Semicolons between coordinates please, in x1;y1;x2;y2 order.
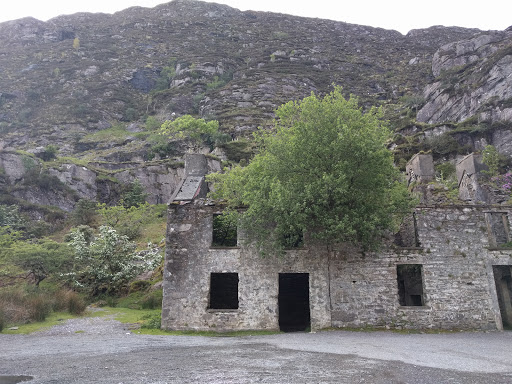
406;153;434;185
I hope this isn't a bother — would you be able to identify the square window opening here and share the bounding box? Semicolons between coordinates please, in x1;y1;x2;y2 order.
281;231;304;249
397;264;424;306
212;213;237;247
209;272;239;310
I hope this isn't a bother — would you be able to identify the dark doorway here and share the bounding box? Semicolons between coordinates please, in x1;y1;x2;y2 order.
493;265;512;330
278;273;311;332
397;264;424;306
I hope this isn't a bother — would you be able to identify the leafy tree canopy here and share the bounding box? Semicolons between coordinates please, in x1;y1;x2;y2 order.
160;114;230;149
121;179;148;208
67;225;161;295
208;87;414;253
160;114;219;143
0;233;72;286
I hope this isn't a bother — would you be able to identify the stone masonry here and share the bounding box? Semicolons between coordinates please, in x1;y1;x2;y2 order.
161;154;512;332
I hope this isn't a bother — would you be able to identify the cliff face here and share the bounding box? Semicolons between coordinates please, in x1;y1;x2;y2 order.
0;0;509;214
418;29;512;125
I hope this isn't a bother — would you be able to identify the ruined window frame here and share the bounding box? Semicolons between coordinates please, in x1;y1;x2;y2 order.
208;272;239;310
396;264;426;307
281;230;305;249
211;213;238;248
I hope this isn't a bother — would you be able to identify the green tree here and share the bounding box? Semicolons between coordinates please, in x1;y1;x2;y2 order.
209;88;414;253
121;180;148;208
0;204;26;232
73;37;80;52
71;199;98;226
67;226;161;295
97;202;153;240
482;145;505;177
145;116;161;131
160;115;220;147
0;235;72;286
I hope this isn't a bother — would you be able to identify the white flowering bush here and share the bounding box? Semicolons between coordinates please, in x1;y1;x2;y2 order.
67;225;161;295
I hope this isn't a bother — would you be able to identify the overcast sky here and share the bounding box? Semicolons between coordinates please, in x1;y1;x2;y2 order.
0;0;510;35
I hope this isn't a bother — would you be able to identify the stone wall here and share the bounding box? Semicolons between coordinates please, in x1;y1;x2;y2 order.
162;200;512;331
162;200;331;331
329;205;512;330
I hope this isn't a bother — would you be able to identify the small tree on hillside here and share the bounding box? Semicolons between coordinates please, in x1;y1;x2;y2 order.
208;87;414;253
67;226;161;295
0;234;72;286
121;180;148;208
160;114;230;150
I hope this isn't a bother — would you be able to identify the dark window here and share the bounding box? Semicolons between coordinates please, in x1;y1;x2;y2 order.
492;265;512;329
212;214;237;247
209;273;238;309
397;264;424;306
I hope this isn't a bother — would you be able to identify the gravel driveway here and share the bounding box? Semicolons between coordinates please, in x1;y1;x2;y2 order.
1;314;512;383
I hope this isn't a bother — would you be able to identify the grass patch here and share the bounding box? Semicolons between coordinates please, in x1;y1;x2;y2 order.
79;124;131;144
1;311;76;334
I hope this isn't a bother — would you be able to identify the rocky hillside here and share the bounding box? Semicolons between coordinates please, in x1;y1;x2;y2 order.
0;0;510;221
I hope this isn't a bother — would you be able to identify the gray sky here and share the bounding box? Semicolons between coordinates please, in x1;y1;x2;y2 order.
0;0;510;35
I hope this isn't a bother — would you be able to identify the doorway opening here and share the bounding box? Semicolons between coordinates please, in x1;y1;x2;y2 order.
278;273;310;332
493;265;512;330
397;264;425;306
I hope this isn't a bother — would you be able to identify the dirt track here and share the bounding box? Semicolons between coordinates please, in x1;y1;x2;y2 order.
1;315;512;383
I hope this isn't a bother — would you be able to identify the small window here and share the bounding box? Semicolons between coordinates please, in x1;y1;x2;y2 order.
209;273;239;309
394;213;420;248
212;214;237;247
281;231;304;248
397;264;424;306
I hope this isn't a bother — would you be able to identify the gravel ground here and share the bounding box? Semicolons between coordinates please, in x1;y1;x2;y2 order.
1;314;512;384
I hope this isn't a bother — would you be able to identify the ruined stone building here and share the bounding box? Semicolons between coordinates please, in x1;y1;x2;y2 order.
161;154;512;332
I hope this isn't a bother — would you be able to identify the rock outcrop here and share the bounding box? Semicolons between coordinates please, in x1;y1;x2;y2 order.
417;29;512;125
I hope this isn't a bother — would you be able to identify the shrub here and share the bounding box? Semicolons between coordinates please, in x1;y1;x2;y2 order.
37;145;59;161
482;145;507;176
427;133;460;156
67;225;161;295
0;288;54;324
129;280;151;293
123;107;138;122
66;291;87;315
145;116;161;131
435;162;456;180
27;295;51;322
141;289;163;310
0;309;4;332
140;313;161;329
121;180;148;208
71;199;98;226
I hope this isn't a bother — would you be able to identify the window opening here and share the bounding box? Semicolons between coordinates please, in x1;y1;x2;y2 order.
394;213;420;247
209;273;238;309
397;264;424;306
492;265;512;329
281;231;304;248
212;214;237;247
